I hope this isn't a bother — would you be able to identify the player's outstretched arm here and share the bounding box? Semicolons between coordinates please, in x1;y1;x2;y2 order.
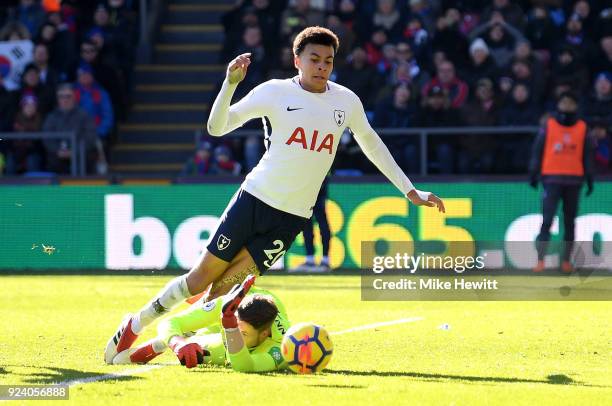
226;347;281;372
207;53;260;137
168;336;205;369
406;189;445;213
348;97;445;213
226;52;251;84
221;275;279;372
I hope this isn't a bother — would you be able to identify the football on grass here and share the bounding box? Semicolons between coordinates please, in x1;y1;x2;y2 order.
281;322;333;374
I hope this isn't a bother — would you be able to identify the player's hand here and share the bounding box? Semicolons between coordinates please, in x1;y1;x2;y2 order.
227;53;251;84
407;190;445;213
169;337;205;369
221;274;256;328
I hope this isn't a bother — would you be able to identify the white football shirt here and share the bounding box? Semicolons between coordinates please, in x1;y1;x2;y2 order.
208;76;415;218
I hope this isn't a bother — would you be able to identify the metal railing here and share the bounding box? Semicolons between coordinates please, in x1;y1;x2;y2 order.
205;126;540;175
0;132;79;176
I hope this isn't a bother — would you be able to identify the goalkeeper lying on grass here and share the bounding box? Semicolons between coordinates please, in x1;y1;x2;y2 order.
112;275;289;372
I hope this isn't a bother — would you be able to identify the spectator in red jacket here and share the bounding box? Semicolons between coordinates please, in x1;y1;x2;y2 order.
182;141;215;176
421;60;469;109
6;93;44;174
364;27;388;67
213;145;242;176
591;120;610;174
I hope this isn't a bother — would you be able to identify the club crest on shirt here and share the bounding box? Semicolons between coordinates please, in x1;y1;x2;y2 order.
269;346;283;366
217;234;231;251
202;300;216;312
333;110;345;127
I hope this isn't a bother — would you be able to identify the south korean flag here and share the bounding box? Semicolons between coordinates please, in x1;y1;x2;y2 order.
0;40;34;91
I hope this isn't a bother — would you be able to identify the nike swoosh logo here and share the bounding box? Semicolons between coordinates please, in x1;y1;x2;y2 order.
286;107;303;111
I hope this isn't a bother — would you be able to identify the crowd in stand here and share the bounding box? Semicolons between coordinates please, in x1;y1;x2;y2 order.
1;1;609;177
0;0;137;175
198;0;611;175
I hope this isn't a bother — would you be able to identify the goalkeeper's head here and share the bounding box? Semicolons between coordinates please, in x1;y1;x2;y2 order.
236;294;279;348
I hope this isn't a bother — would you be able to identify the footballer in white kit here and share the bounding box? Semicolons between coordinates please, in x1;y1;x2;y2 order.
104;26;445;365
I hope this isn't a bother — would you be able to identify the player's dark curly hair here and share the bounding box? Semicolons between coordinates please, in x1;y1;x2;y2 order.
237;294;278;331
293;26;339;56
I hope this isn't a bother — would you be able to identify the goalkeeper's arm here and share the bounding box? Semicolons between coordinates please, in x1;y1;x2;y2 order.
220;274;281;372
224;331;281;372
156;299;222;368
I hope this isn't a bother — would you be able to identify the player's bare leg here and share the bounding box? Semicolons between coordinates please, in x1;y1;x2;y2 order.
186;248;260;302
207;248;260;299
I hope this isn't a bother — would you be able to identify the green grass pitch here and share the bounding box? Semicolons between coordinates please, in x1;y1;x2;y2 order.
1;275;610;405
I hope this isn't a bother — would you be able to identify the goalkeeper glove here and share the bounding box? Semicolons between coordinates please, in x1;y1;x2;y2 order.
221;274;256;328
169;337;205;369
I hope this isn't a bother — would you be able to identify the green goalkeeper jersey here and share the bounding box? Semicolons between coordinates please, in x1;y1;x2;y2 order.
157;286;289;372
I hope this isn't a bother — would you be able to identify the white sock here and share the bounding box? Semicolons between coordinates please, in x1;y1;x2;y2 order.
321;256;329;265
151;338;168;353
133;275;190;334
306;255;315;264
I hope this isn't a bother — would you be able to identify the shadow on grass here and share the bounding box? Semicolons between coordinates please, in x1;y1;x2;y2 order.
307;384;366;389
190;367;584;387
4;365;143;385
546;374;575;385
325;369;591;387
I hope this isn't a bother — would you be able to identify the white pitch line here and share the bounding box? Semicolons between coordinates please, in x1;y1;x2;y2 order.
331;317;425;336
0;365;167;403
54;316;424;388
62;365;165;386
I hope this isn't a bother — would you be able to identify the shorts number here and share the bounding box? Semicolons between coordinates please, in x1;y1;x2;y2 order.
263;240;286;268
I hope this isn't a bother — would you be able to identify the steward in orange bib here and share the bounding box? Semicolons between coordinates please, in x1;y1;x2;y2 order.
529;92;595;273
